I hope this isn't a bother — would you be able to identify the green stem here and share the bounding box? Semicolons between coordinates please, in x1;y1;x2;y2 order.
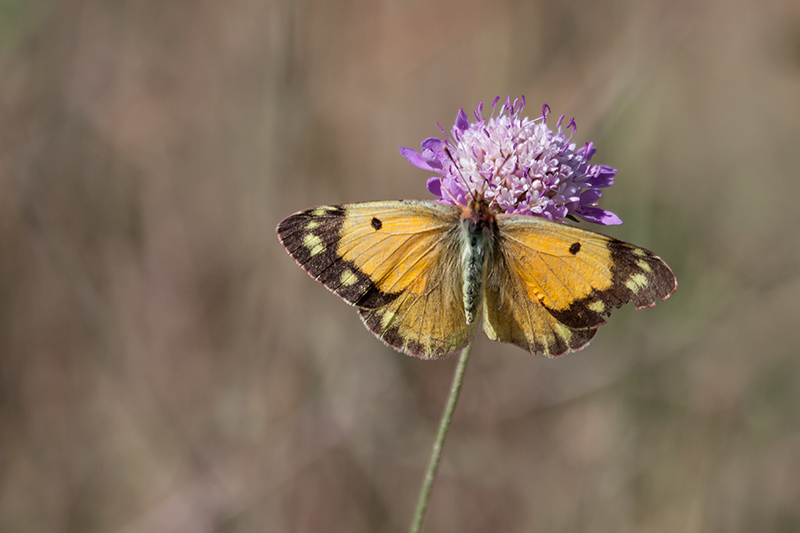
409;341;473;533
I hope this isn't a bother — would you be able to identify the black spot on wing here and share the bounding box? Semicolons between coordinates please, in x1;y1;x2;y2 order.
569;242;581;255
371;217;382;230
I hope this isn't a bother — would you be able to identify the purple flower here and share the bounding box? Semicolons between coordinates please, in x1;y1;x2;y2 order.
399;96;622;225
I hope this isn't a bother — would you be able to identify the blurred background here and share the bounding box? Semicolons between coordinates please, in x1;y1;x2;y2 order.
2;0;799;531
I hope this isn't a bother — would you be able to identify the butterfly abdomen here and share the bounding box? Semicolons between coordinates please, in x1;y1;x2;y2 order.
460;202;497;324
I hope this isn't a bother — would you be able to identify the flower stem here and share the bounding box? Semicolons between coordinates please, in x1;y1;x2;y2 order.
409;341;473;533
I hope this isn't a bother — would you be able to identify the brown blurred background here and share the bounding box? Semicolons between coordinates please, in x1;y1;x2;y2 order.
2;0;800;531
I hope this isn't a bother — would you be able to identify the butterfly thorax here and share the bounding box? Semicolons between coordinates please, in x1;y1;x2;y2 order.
459;199;497;324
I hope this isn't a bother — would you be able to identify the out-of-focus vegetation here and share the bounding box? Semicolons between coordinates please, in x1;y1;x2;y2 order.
2;1;800;531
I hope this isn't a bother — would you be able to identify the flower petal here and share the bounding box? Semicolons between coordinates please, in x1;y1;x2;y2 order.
455;109;469;132
426;177;442;196
420;137;445;169
398;147;436;171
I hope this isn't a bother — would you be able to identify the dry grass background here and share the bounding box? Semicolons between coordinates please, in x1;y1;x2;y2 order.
1;0;800;531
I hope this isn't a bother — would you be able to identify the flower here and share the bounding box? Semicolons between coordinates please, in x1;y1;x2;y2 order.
399;96;622;225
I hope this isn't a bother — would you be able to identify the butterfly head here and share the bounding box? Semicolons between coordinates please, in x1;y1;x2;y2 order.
460;194;497;237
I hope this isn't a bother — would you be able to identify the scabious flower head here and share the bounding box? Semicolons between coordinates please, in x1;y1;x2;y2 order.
399;96;622;225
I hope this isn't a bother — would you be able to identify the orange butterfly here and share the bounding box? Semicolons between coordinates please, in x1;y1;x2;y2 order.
277;198;675;359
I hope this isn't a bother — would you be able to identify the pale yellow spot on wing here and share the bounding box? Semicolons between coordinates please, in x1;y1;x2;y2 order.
306;220;321;230
555;323;573;344
540;330;555;348
588;300;606;314
625;273;649;294
381;309;396;330
340;268;357;286
636;259;652;273
631;248;647;257
303;233;324;256
419;340;431;356
312;206;335;216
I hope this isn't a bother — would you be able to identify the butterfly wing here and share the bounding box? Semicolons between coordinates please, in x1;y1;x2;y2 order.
277;200;474;359
483;215;677;357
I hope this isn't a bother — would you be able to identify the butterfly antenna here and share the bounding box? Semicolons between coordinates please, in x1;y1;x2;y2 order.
485;150;516;211
442;144;473;207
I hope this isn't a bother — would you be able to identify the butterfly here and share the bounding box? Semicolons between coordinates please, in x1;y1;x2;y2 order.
276;196;677;359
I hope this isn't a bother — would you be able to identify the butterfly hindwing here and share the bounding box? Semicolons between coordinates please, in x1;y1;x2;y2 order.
277;200;474;359
483;251;599;357
482;215;676;357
